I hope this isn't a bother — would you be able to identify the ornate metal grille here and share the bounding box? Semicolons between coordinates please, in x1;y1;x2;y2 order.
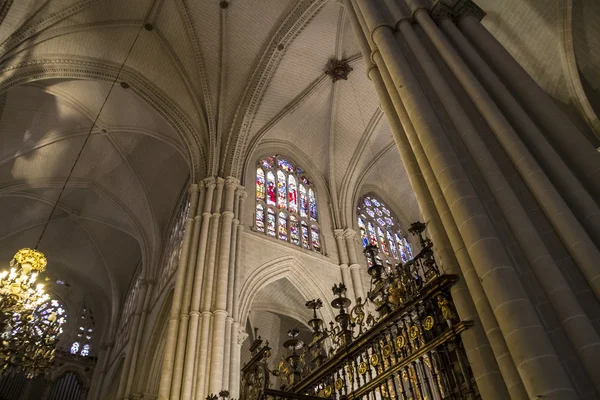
240;222;479;400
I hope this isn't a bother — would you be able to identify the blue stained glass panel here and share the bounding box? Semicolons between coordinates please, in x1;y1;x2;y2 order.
290;215;300;245
267;208;276;237
278;158;294;172
278;212;288;241
308;189;317;220
299;185;308;217
256;204;265;232
301;221;310;249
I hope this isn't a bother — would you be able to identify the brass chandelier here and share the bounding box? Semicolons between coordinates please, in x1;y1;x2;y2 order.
0;248;66;377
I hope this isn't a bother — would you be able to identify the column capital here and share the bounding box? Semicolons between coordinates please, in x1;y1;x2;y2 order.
334;229;346;239
430;2;453;23
343;228;358;239
225;176;240;188
203;177;217;189
237;329;249;345
235;186;246;198
452;0;485;22
216;177;225;188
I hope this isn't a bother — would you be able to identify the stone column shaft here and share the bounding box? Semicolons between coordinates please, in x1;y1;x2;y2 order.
180;181;216;400
345;231;365;301
117;281;149;399
158;185;199;400
346;4;513;397
229;325;248;399
90;342;113;400
208;178;238;394
194;178;224;399
354;0;576;396
335;229;355;301
458;15;600;198
398;10;600;395
125;280;156;398
351;2;526;395
426;14;600;300
171;214;202;399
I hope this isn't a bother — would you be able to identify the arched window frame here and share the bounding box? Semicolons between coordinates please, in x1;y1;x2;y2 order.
255;155;321;253
357;194;413;269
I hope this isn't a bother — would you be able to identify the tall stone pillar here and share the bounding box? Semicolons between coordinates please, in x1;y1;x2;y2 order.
345;0;600;396
334;229;356;302
344;230;365;301
89;341;113;400
208;177;238;394
181;179;215;400
156;177;246;400
125;280;156;399
229;327;249;399
456;7;600;199
116;279;148;399
158;185;199;400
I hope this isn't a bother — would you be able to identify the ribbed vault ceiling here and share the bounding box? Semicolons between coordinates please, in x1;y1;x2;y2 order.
0;0;421;335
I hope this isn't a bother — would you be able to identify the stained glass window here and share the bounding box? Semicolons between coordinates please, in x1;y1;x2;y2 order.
277;171;287;209
301;221;310;249
70;342;79;355
311;225;321;251
256;204;265;232
299;185;308;218
367;222;377;246
358;218;368;247
278;158;294;172
308;189;317;221
288;175;298;213
387;231;398;259
81;344;90;357
377;226;389;256
278;212;288;240
267;208;276;237
266;172;276;206
290;215;300;246
357;195;414;266
255;155;321;252
256;168;265;201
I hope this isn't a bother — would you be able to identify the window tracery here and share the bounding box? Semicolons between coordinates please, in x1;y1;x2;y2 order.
357;195;413;267
158;190;191;294
255;156;321;252
69;305;94;357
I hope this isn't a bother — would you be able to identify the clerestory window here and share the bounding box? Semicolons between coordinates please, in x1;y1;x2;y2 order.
357;195;413;268
255;156;321;252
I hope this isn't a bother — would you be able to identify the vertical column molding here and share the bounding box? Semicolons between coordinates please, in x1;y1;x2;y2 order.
90;341;114;400
354;0;576;396
158;185;199;400
335;229;355;301
349;1;523;396
171;184;204;399
456;11;600;195
345;4;511;397
125;279;156;399
401;9;600;394
344;229;365;302
208;177;239;394
117;279;150;399
180;179;216;400
425;12;600;300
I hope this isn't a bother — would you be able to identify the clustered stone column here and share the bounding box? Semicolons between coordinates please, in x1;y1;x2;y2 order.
345;0;600;398
157;178;247;400
334;228;367;303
